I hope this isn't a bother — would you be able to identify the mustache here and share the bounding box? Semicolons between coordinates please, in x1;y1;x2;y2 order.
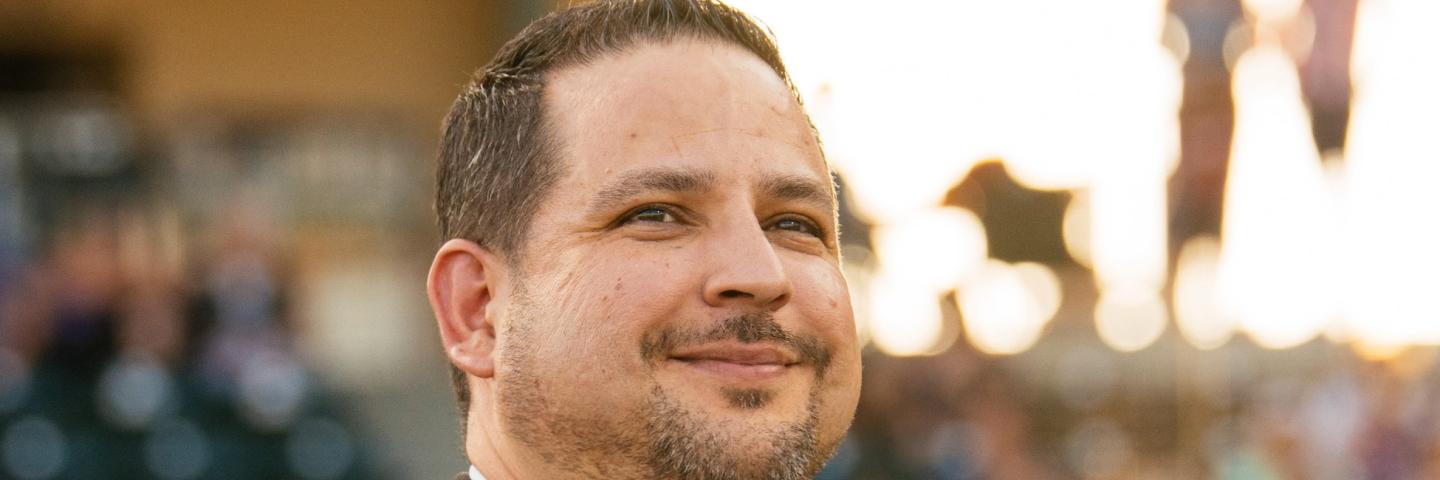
642;312;833;378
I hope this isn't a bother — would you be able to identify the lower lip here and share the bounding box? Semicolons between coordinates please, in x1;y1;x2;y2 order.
672;359;791;381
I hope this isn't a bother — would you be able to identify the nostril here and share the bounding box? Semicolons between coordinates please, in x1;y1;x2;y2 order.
770;293;789;308
720;290;750;299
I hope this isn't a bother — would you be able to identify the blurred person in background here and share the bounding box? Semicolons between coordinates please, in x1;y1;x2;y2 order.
425;0;862;479
0;195;385;478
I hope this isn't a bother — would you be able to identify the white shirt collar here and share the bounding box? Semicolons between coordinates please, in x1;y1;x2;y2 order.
469;465;486;480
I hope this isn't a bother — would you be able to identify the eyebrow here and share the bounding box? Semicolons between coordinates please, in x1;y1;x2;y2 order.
760;173;835;214
587;166;718;216
584;166;836;218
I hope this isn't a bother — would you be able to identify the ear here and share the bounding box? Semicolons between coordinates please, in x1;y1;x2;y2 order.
427;239;508;380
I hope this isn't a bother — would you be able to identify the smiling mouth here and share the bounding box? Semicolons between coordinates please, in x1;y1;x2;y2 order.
668;343;801;381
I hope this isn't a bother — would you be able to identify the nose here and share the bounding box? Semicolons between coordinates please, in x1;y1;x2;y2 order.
702;218;794;311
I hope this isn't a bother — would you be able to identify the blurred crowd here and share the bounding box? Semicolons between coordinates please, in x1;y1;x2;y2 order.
0;209;385;479
819;341;1440;479
0;107;385;478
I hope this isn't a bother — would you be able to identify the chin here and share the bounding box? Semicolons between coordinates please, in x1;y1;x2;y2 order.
641;378;840;480
660;369;814;414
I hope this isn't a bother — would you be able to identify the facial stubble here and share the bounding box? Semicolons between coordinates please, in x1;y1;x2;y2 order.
498;285;840;479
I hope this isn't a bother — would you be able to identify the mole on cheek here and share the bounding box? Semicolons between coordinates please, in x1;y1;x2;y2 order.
828;297;838;308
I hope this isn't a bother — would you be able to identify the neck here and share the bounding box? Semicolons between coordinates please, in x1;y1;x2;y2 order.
467;407;647;479
467;380;651;479
465;397;522;480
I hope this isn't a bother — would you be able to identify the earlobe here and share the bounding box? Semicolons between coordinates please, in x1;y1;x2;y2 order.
427;239;505;379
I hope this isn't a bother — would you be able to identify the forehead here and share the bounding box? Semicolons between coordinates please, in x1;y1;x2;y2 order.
543;39;828;189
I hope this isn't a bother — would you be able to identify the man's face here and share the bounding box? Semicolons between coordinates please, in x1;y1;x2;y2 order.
492;40;861;479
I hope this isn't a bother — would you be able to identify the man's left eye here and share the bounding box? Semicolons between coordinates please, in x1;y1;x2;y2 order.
770;217;822;237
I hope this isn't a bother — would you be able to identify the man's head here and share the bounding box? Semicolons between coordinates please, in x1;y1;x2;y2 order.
427;1;861;478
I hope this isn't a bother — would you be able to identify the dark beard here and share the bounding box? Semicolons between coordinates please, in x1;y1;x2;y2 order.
644;383;828;480
498;288;838;479
641;312;838;479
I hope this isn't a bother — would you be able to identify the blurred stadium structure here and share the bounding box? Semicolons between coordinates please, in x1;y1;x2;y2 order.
1;0;1437;479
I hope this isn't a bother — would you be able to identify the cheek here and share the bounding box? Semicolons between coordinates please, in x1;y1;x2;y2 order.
596;249;699;320
787;259;857;340
786;258;862;391
534;247;701;366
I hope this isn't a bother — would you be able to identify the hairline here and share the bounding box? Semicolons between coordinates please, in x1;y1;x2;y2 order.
507;33;832;268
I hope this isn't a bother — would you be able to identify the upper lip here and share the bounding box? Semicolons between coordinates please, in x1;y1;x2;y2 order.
669;343;800;366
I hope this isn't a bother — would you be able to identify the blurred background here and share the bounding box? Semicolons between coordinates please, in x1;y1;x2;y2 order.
0;0;1436;479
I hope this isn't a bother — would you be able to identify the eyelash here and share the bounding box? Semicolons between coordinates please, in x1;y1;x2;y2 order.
618;204;683;226
768;215;824;238
617;204;825;239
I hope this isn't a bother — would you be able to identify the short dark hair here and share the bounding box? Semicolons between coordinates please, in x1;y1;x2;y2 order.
434;0;812;431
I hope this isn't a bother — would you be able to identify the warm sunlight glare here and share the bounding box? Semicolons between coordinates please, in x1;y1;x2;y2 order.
1220;44;1338;350
1095;287;1169;352
874;207;988;292
868;273;945;357
1342;0;1440;348
958;260;1062;355
1242;0;1304;24
1173;236;1234;350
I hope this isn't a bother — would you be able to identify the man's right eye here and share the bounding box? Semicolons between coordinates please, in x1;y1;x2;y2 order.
626;206;676;224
